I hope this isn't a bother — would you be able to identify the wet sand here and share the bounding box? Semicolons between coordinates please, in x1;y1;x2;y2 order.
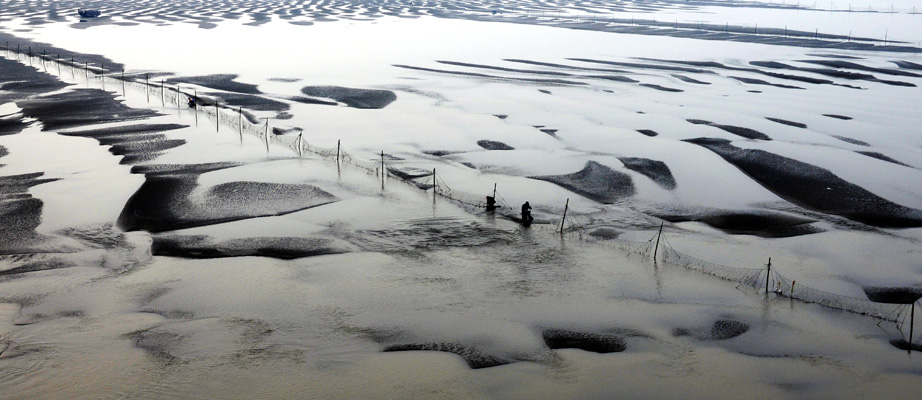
2;1;922;399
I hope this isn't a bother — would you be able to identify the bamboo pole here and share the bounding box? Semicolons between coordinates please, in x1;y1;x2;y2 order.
559;198;569;234
297;130;303;157
766;258;772;293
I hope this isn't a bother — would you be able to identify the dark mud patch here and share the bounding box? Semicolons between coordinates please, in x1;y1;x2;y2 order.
766;117;807;129
128;329;186;363
505;59;632;74
808;54;865;60
422;150;463;157
862;287;922;304
288;96;339;107
0;55;69;104
587;227;622;239
0;173;59;254
118;175;339;232
541;329;626;353
477;140;514;150
687;119;771;140
856;151;912;168
62;123;186;137
130;162;244;176
538;89;552;94
208;92;289;112
58;223;127;249
892;61;922;71
300;86;396;109
890;339;922;352
710;319;750;340
530;161;635;204
636;129;659;137
60;123;188;164
618;157;676;190
354;218;511;253
0;257;72;277
685;137;922;227
729;76;804;89
749;61;915;87
673;318;749;341
494;114;508;120
165;74;260;94
832;135;870;146
647;58;837;87
569;58;714;74
110;138;185;164
660;210;822;238
823;114;852;120
18;89;160;131
386;166;432;181
539;128;559;139
797;60;922;78
383;342;512;369
437;60;574;77
151;234;352;259
671;74;711;85
0;114;27;136
268;77;301;83
393;64;587;86
639;83;683;92
586;75;638;83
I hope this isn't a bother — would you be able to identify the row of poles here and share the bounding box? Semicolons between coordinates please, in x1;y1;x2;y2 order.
509;9;907;46
6;43;919;353
650;225;919;351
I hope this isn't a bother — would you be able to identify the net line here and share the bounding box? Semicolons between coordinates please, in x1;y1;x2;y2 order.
656;233;905;322
9;51;913;325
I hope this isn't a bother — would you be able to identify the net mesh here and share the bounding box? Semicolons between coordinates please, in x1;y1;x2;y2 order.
657;235;905;322
16;51;912;325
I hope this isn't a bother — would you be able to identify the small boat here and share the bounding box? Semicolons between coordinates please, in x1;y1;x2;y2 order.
78;9;101;18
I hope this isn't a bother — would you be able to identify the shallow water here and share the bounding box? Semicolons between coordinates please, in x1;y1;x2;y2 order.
2;1;922;398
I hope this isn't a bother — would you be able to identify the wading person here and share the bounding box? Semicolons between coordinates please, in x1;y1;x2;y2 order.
521;201;533;224
486;196;496;212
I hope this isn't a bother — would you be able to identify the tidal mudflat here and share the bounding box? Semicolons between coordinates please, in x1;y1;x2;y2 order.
1;1;922;398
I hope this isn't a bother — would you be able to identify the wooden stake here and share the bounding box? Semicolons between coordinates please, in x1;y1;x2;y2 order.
766;257;772;293
559;198;569;234
432;168;437;198
381;151;386;188
653;222;664;260
336;140;341;163
297;131;303;157
264;118;270;151
909;302;916;351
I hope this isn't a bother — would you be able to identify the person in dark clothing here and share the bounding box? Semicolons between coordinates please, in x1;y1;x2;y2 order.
521;201;533;224
187;96;196;108
485;196;496;212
